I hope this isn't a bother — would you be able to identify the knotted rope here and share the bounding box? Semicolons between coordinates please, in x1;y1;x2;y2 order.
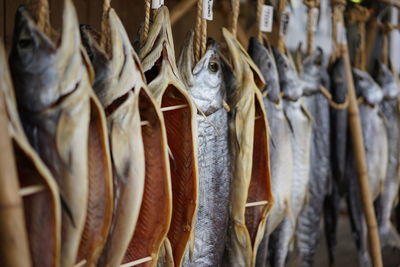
256;0;264;42
230;0;240;37
347;5;370;70
194;0;203;63
142;0;151;44
304;0;320;55
100;0;111;54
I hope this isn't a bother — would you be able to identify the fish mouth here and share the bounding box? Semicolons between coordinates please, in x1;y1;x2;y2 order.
206;38;218;51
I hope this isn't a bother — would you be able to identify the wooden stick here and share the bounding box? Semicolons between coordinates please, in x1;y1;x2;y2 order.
74;259;87;267
277;0;287;52
19;185;45;197
171;0;197;25
245;201;268;208
141;121;150;126
160;104;188;112
120;256;152;267
0;57;32;266
341;44;383;267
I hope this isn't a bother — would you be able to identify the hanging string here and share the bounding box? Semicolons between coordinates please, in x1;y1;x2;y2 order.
379;22;396;66
201;18;207;57
142;0;151;44
331;0;346;61
277;0;287;52
194;0;203;63
347;5;370;70
256;0;264;42
304;0;320;55
100;0;111;53
230;0;240;37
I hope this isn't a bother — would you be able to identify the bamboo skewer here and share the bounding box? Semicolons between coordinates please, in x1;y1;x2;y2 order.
19;185;45;197
0;68;32;266
120;256;152;267
160;104;188;112
245;201;269;208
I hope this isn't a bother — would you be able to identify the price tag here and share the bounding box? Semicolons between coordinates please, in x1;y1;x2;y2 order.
202;0;214;20
152;0;164;9
260;5;274;33
280;12;290;36
311;8;319;32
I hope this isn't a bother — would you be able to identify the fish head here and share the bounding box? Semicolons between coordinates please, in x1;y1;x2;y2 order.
301;47;324;94
191;39;226;114
248;37;280;103
372;60;399;99
80;24;110;98
353;68;383;105
9;6;58;112
272;46;302;101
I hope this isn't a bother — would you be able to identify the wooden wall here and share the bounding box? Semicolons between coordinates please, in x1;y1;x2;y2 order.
0;0;239;55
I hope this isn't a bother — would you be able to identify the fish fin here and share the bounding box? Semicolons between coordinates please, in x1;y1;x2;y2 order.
195;103;221;136
283;109;295;135
167;145;177;171
284;198;295;228
380;225;400;249
60;193;76;228
300;103;315;124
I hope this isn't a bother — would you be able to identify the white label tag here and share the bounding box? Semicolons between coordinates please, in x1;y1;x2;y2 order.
202;0;214;20
152;0;163;9
280;12;290;36
260;5;274;33
311;8;319;32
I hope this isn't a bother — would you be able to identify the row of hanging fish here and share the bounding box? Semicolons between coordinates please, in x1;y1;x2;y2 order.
2;0;400;267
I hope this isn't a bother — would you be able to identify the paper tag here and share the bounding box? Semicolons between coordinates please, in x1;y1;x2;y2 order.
311;8;319;32
280;12;290;36
152;0;163;9
260;5;274;33
202;0;214;20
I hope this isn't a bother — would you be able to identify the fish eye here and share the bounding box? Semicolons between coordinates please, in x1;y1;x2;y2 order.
18;38;34;49
208;61;219;73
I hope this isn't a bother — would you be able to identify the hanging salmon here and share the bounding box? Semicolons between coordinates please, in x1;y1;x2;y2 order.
136;6;198;267
1;41;61;267
9;1;113;266
178;32;231;266
222;28;273;267
81;6;171;267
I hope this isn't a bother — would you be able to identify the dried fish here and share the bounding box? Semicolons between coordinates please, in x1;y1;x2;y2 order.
1;40;61;267
268;47;312;267
345;68;388;267
9;1;113;266
248;38;293;267
178;32;231;266
134;6;198;266
373;61;400;250
222;28;273;267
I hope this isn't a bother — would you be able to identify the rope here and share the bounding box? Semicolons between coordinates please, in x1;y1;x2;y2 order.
38;0;50;35
319;85;349;110
201;18;207;57
331;0;346;61
142;0;151;44
347;5;370;70
277;0;287;52
100;0;111;54
304;0;320;55
379;22;397;66
194;0;203;63
256;0;264;42
230;0;240;37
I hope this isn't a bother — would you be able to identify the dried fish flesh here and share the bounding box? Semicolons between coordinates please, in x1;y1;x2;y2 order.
80;7;150;267
178;32;231;266
222;28;273;267
1;38;61;267
9;1;113;266
248;37;293;267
